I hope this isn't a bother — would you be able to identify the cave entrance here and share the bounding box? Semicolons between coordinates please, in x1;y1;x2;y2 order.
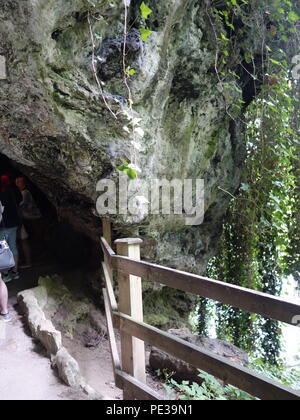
0;152;97;294
0;153;114;397
0;153;57;267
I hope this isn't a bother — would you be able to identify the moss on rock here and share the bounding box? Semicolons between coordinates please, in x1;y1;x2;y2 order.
143;286;196;330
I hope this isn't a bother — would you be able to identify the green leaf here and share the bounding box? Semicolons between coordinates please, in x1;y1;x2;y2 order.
126;168;138;180
117;160;129;172
125;67;136;76
117;164;138;180
117;165;127;172
220;33;229;41
140;2;153;19
288;11;299;23
140;27;152;41
270;59;281;66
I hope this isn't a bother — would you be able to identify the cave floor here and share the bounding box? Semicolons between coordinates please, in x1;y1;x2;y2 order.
0;263;97;400
1;262;165;400
0;295;89;400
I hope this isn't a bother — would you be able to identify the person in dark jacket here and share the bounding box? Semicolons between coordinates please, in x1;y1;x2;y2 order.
0;175;22;282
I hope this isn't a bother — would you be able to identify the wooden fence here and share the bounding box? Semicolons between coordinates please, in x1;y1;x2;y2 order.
101;221;300;401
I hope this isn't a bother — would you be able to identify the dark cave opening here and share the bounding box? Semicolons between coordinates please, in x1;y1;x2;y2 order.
0;153;97;272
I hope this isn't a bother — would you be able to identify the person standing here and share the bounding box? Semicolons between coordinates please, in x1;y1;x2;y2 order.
15;177;41;221
0;191;11;321
16;177;42;267
0;175;22;282
0;274;10;321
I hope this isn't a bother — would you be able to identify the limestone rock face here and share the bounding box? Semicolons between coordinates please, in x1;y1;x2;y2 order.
0;0;260;272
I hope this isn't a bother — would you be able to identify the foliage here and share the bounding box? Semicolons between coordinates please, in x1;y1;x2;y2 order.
160;369;255;401
140;1;153;41
197;297;213;338
251;358;300;390
159;362;300;400
117;160;138;179
140;2;152;20
199;0;300;365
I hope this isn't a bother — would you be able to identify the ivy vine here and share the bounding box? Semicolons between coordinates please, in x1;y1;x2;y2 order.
85;0;154;179
199;0;300;365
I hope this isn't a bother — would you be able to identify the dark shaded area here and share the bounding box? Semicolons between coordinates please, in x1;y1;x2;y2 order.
51;29;63;41
0;153;96;269
47;222;92;265
170;71;201;101
208;2;266;109
96;29;142;81
237;55;264;107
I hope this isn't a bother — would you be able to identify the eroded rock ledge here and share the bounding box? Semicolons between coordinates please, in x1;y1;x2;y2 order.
0;0;256;273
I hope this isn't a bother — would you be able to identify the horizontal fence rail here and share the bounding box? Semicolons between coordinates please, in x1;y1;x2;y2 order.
113;311;300;401
100;233;300;401
115;370;164;401
101;237;300;326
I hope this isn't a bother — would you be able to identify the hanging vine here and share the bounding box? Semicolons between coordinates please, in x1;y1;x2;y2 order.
198;0;300;365
85;0;154;179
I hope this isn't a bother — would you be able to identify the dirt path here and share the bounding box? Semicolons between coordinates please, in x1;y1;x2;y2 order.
63;334;122;400
0;264;123;400
0;295;90;400
63;334;165;400
1;264;165;400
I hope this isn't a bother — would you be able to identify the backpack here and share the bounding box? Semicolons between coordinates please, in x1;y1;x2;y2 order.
0;200;15;271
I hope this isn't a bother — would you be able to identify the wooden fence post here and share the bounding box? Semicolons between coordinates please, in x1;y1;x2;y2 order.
102;220;113;282
115;238;146;400
102;219;112;247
